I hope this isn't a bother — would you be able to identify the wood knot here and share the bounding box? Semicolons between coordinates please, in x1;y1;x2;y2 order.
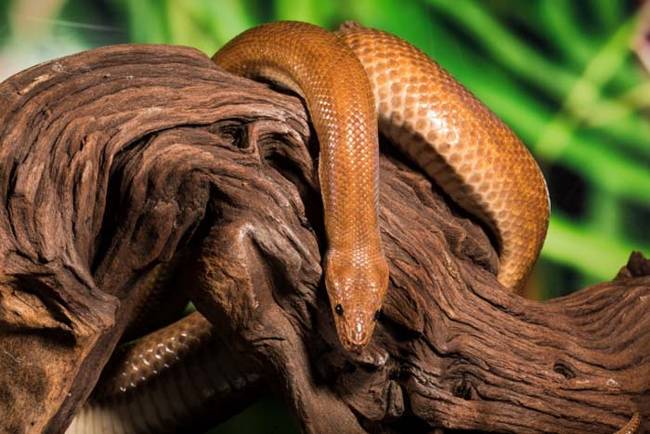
452;376;474;400
216;122;251;151
553;361;575;379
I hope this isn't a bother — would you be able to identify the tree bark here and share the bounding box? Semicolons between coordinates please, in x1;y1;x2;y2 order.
0;44;647;434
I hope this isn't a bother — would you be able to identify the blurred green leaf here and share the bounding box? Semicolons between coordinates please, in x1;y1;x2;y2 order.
539;0;597;66
535;15;648;159
191;0;255;48
273;0;335;25
118;0;170;43
349;0;435;54
427;0;650;159
545;213;647;281
594;0;625;31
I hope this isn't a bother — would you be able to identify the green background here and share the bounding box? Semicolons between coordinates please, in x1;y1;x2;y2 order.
1;1;648;432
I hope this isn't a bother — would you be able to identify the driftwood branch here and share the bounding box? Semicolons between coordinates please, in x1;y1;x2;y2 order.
0;44;647;434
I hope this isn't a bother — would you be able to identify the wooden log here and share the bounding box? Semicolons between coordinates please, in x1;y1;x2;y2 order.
0;44;646;434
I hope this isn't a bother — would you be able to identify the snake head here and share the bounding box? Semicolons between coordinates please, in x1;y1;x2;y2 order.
324;250;389;353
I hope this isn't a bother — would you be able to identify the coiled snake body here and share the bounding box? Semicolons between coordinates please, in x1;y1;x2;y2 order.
213;21;549;352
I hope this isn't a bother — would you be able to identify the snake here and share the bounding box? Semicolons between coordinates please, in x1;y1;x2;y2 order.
615;413;641;434
66;311;263;434
67;20;567;434
213;21;549;352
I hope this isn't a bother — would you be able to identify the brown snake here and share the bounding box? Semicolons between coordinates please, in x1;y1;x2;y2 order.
68;21;644;434
213;21;549;352
67;312;262;434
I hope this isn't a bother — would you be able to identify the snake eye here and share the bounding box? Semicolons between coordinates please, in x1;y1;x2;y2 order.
374;310;381;321
335;304;344;316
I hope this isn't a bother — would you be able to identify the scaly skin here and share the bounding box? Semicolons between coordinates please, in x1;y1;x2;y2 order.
614;413;641;434
67;312;260;434
213;21;389;352
212;21;549;352
337;22;549;290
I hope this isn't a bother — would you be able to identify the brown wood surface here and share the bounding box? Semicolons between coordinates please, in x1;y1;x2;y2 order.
0;44;647;434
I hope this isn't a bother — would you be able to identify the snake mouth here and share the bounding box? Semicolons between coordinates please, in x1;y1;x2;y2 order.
333;305;376;353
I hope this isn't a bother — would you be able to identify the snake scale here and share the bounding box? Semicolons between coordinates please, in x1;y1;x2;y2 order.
66;21;639;434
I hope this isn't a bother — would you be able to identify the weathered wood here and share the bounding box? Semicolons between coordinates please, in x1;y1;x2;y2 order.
0;44;309;433
0;44;647;434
